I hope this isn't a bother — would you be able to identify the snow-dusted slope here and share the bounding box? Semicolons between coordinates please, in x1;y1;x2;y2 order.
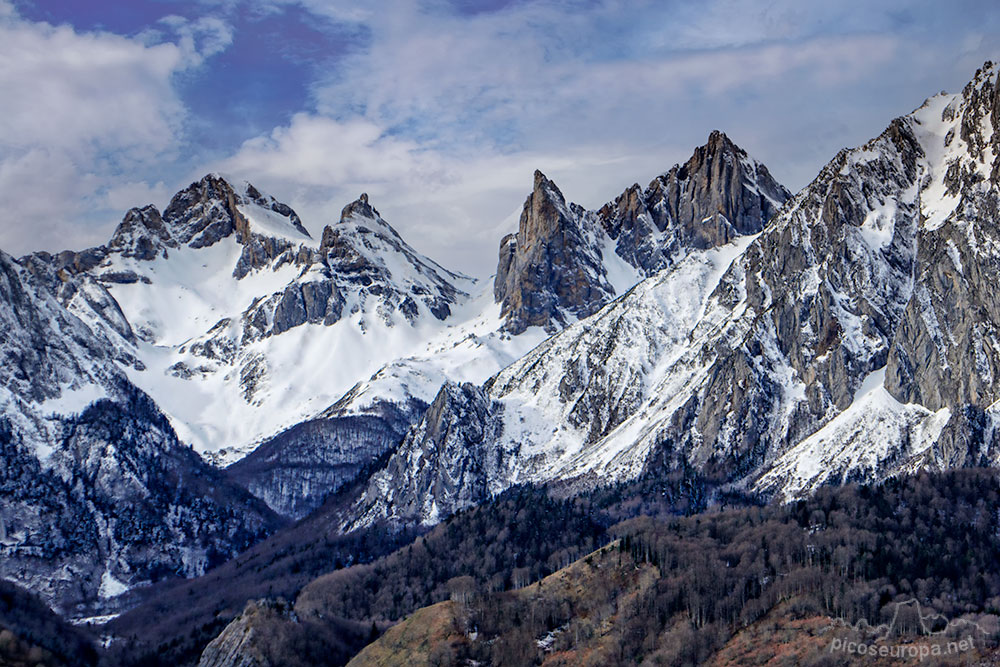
224;278;552;518
345;61;1000;528
251;133;789;521
345;237;758;529
0;247;279;614
44;176;476;464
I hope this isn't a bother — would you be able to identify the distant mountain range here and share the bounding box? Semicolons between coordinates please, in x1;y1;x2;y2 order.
0;59;999;665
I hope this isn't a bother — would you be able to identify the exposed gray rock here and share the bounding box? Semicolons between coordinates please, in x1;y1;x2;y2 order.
886;64;1000;410
198;599;297;667
162;174;241;248
0;249;280;614
108;205;175;261
598;130;789;269
493;171;615;334
344;382;504;528
494;133;790;334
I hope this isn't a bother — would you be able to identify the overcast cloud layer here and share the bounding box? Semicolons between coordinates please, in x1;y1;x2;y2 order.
1;0;998;275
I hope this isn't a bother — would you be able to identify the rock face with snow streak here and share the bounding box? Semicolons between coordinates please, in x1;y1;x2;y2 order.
494;132;790;334
598;130;789;268
494;170;617;334
344;382;504;531
885;66;1000;410
346;62;1000;528
35;176;474;464
0;248;280;614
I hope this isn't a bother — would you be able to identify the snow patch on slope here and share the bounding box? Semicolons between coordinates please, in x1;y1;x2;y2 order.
755;367;951;498
237;201;315;247
492;234;760;484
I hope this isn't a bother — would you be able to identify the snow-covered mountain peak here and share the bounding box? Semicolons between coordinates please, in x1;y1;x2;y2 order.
113;174;311;259
66;173;318;290
33;179;479;461
494;134;790;335
339;63;1000;528
172;174;310;242
320;192;474;323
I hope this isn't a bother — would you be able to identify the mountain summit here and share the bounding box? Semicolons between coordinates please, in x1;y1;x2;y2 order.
495;132;790;334
343;62;1000;528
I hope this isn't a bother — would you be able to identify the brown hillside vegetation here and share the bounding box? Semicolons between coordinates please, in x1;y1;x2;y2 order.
347;470;1000;666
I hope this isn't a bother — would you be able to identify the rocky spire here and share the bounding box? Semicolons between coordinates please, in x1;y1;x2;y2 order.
338;192;378;224
494;136;790;335
493;170;614;334
161;174;243;248
108;205;175;261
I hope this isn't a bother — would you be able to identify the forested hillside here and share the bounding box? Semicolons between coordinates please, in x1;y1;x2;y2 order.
352;469;1000;666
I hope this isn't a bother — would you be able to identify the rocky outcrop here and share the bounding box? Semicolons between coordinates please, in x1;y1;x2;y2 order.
345;382;504;528
197;599;297;667
494;133;790;334
494;171;615;334
350;62;1000;527
108;205;175;260
598;130;789;268
165;174;315;278
0;248;281;614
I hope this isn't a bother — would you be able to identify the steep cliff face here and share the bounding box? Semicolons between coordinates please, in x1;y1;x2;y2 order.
346;62;1000;528
0;247;279;614
494;171;617;334
885;65;1000;410
494;132;790;334
197;599;295;667
599;130;789;267
31;177;475;466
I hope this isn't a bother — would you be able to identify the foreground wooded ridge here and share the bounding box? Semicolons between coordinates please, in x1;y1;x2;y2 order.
32;468;995;665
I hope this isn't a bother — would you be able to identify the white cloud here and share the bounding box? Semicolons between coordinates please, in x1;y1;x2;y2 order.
158;15;234;67
214;112;694;276
0;6;229;255
221;114;446;189
0;148;103;254
4;0;997;273
104;180;171;213
209;3;906;277
0;21;184;156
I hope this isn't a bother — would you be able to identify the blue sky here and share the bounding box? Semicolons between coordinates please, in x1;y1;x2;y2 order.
0;0;998;275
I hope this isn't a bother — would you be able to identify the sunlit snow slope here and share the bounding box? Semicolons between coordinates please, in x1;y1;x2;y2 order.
345;62;1000;528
